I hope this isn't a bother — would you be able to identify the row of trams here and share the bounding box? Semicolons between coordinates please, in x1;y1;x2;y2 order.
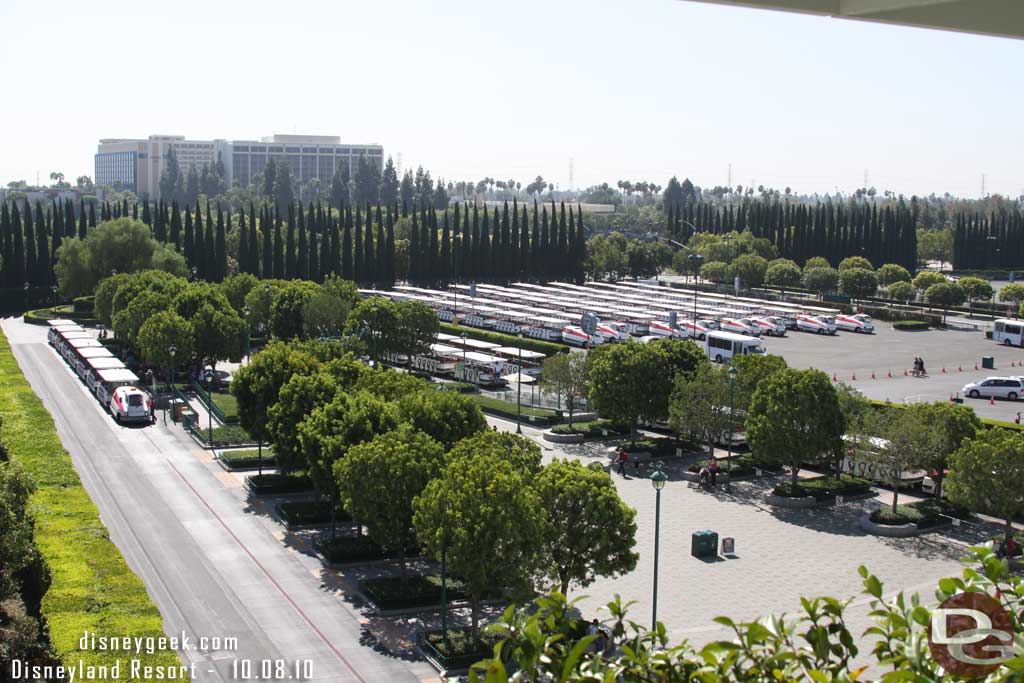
45;320;154;424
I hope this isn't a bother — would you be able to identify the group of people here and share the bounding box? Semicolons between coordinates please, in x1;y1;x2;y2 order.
698;456;719;489
911;357;928;377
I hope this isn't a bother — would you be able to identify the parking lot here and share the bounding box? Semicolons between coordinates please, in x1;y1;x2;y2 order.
759;320;1024;421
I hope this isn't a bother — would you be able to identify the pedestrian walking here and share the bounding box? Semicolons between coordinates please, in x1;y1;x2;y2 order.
709;456;719;487
616;448;628;476
1015;412;1021;425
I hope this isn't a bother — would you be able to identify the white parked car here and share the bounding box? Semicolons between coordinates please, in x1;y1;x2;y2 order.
796;314;837;335
743;316;786;337
719;318;760;337
961;376;1024;401
834;313;875;334
109;385;154;423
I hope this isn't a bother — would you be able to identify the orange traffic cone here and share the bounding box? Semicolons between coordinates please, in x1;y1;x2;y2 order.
851;372;857;380
990;396;996;405
904;369;909;376
871;371;876;379
958;365;963;372
887;370;892;378
832;372;837;382
941;367;946;374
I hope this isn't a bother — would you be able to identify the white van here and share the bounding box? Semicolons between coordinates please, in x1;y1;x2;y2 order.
834;314;875;334
706;330;766;363
746;316;787;337
109;385;153;424
796;314;837;335
993;318;1024;346
719;318;760;337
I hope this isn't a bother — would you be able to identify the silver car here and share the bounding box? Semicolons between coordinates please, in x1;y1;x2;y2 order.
961;376;1024;401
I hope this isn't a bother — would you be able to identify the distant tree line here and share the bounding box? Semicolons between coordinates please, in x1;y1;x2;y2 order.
952;207;1024;270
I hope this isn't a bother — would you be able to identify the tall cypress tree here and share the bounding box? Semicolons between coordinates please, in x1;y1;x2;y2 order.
0;202;11;288
363;204;375;286
261;207;272;278
353;206;364;284
50;204;62;279
37;204;51;288
285;204;296;279
461;203;472;280
309;221;320;283
297;204;309;280
539;205;550;278
238;206;249;274
510;200;520;279
557;202;568;271
141;200;151;227
23;202;37;286
320;214;331;280
88;202;97;228
329;212;340;279
215;205;227;281
184;207;194;265
470;204;480;279
385;204;396;287
530;201;540;279
64;198;75;238
427;209;438;284
408;209;420;284
375;205;385;288
341;208;353;281
249;204;260;276
12;202;25;287
273;207;285;279
169;201;181;251
440;210;451;286
520;203;530;280
193;202;206;279
479;207;491;281
78;199;88;240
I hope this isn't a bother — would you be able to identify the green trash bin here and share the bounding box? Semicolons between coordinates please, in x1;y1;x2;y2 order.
691;530;718;558
982;356;995;370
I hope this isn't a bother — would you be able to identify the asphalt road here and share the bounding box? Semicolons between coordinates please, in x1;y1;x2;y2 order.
3;319;437;683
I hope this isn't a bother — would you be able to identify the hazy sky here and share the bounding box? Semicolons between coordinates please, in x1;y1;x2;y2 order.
2;0;1022;198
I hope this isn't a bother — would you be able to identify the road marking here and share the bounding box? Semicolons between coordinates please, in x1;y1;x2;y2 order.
167;458;368;683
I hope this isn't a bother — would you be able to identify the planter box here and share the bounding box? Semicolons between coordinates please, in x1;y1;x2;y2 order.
766;493;821;509
857;512;921;537
244;474;314;496
541;430;585;444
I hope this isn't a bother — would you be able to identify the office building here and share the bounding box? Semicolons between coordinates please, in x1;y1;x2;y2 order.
95;134;383;198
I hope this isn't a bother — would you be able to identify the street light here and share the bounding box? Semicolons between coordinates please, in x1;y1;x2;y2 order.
50;284;58;309
243;305;251;363
516;331;524;434
168;345;177;404
191;266;198;282
649;464;668;631
726;364;737;493
23;281;29;312
687;254;703;323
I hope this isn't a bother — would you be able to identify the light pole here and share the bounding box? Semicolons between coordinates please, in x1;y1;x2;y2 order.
687;255;703;323
263;283;271;337
168;345;177;420
726;365;737;493
243;305;251;363
516;331;523;434
206;369;213;447
50;284;58;309
460;332;468;384
650;465;668;631
191;266;198;282
723;235;732;303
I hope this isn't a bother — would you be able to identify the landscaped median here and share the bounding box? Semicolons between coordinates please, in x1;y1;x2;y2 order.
467;394;561;425
858;498;974;537
767;474;874;508
216;447;276;471
0;331;186;679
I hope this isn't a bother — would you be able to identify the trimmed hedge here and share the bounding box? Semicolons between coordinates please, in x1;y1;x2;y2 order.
245;473;313;495
218;448;276;470
0;330;186;678
468;394;560;423
422;627;501;670
73;295;95;313
315;535;419;564
276;500;351;527
870;498;972;528
772;474;873;500
892;320;931;331
550;419;629;436
867;398;1024;433
361;575;470;611
439;322;568;356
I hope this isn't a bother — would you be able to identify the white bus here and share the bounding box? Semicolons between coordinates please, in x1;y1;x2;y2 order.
993;318;1024;346
706;330;766;363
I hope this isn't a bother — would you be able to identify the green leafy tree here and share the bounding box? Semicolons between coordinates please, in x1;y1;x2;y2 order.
232;342;321;446
838;267;878;299
669;363;730;459
957;276;994;318
802;256;830;271
266;355;366;475
137;311;193;371
764;260;802;296
190;304;245;371
394;300;439;361
111;290;173;349
219;272;258;313
354;367;431;401
302;292;351;339
911;270;945;292
269;280;319;339
395;389;486;449
837;256;873;271
877;263;912;287
731;253;768;288
925;281;965;324
699;260;729;284
747;369;844;492
414;452;545;638
867;408;941;513
535;459;638;595
337;425;445;576
906;402;980;498
803;266;839;297
446;430;543;476
586;341;664;435
54;218;188;297
345;297;401;363
539;353;590;427
730;353;787;414
1000;283;1024;306
887;280;916;303
947;428;1024;543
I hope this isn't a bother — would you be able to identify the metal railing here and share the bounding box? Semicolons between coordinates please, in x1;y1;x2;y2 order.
192;381;239;424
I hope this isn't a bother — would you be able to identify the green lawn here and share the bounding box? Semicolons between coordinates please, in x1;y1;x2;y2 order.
209;390;239;419
469;394;558;419
0;330;185;676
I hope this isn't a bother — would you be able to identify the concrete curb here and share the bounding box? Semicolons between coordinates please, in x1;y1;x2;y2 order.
766;493;821;509
541;430;585;443
857;513;920;537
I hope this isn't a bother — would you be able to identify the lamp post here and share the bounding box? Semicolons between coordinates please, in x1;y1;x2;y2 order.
687;254;703;323
23;281;29;312
723;235;732;303
461;332;468;384
206;369;214;447
243;305;251;364
168;344;177;397
50;284;58;309
516;331;523;434
191;266;198;282
650;465;668;631
263;283;271;337
726;365;737;493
